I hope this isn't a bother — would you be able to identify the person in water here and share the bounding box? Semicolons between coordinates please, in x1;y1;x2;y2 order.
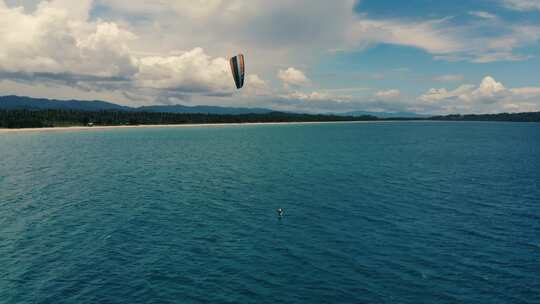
277;208;284;217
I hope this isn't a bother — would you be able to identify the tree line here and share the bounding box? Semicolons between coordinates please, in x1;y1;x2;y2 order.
1;109;539;129
0;110;378;128
430;112;540;122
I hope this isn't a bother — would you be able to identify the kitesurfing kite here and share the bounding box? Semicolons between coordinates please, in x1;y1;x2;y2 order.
230;54;245;89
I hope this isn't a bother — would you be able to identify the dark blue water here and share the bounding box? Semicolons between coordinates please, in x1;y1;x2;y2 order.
1;122;539;303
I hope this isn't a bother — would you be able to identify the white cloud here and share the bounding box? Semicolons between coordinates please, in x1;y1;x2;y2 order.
466;25;540;63
277;67;310;87
1;1;315;105
96;0;540;66
502;102;539;112
0;1;245;101
510;87;540;96
419;85;476;103
470;76;506;100
347;17;540;63
472;52;531;63
246;74;267;88
0;0;540;112
268;76;540;114
0;1;138;78
266;88;369;113
271;88;415;114
242;74;270;96
136;48;231;93
375;89;401;100
283;91;350;102
348;18;463;55
419;76;540;113
94;0;357;68
434;74;465;82
98;0;254;19
43;0;93;20
502;0;540;11
469;11;497;19
421;76;507;104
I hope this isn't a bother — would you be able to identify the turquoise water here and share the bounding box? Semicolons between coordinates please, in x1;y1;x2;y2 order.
1;122;539;303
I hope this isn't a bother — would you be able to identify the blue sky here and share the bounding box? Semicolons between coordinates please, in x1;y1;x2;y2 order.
347;0;540;88
1;0;540;114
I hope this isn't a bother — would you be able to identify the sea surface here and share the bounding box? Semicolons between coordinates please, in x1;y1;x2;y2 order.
1;122;539;304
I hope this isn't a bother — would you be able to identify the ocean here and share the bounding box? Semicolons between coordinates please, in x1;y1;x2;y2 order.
1;122;539;303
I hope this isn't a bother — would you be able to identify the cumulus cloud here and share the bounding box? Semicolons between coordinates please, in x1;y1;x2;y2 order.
242;74;271;96
1;0;540;112
420;85;476;103
469;76;507;101
420;77;507;104
263;76;540;114
136;48;231;93
278;67;311;88
0;1;247;100
0;1;138;79
96;0;540;65
419;76;540;113
246;74;268;89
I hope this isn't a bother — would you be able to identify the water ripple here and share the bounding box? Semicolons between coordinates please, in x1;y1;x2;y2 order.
1;122;539;303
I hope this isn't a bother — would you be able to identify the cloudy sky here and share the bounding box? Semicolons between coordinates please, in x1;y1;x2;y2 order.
1;0;540;114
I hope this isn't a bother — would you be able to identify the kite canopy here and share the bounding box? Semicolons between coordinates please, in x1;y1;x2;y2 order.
230;54;245;89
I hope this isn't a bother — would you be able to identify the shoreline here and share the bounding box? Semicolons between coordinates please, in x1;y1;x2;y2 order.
0;120;392;134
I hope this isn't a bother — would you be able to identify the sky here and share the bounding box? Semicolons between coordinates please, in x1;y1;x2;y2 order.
1;0;540;114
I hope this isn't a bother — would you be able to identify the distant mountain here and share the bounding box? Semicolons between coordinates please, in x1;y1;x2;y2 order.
139;105;273;115
2;95;540;127
0;95;130;111
340;111;427;118
0;95;275;115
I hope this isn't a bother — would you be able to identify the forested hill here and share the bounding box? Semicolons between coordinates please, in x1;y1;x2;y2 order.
1;95;539;128
2;109;539;129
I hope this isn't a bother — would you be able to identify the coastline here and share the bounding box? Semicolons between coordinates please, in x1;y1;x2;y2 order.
0;120;386;134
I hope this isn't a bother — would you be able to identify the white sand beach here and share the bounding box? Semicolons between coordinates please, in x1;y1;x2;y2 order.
0;121;381;134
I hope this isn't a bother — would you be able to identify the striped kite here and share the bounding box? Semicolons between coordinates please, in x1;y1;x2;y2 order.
230;54;245;90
